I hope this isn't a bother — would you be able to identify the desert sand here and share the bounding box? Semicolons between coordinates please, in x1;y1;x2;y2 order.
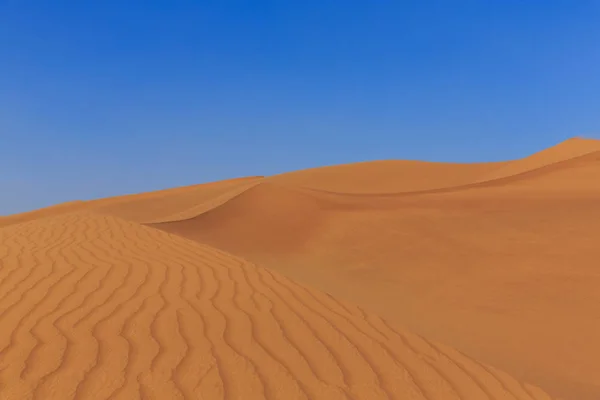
1;137;598;399
0;213;554;400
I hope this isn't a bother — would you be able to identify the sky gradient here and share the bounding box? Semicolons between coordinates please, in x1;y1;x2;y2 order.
2;1;600;215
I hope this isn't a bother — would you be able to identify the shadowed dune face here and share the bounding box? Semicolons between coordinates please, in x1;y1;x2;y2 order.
151;182;360;256
0;213;555;400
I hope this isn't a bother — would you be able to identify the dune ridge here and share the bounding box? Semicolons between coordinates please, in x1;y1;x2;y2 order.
267;159;507;194
0;201;87;228
477;137;600;182
295;148;600;197
0;213;554;399
0;176;264;229
266;138;600;195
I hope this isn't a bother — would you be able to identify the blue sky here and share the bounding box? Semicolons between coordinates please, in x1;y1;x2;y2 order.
1;1;599;215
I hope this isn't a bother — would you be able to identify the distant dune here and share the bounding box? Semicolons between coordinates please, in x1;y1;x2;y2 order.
268;159;506;193
477;137;600;182
2;137;599;399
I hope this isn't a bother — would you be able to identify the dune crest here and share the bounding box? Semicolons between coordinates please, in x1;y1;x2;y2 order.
0;201;87;228
477;137;600;182
268;159;506;193
0;213;554;399
0;176;264;229
262;138;600;198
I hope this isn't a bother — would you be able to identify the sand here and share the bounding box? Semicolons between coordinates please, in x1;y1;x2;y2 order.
0;213;553;400
2;137;598;399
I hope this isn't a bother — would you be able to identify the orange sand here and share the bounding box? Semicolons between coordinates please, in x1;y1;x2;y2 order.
2;137;598;399
0;213;553;399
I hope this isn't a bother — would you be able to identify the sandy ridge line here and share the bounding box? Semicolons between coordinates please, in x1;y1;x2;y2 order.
273;150;600;198
0;175;261;233
0;177;265;229
145;177;264;224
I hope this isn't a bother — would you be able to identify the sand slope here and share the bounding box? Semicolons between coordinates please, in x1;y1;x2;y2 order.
151;139;600;400
0;213;554;400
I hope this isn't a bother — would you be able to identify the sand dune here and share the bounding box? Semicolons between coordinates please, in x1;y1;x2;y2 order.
0;213;554;399
478;137;600;183
268;138;600;196
151;139;600;400
2;138;598;399
266;138;600;194
268;159;507;193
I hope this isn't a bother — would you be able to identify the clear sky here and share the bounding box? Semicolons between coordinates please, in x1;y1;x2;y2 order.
1;1;599;215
